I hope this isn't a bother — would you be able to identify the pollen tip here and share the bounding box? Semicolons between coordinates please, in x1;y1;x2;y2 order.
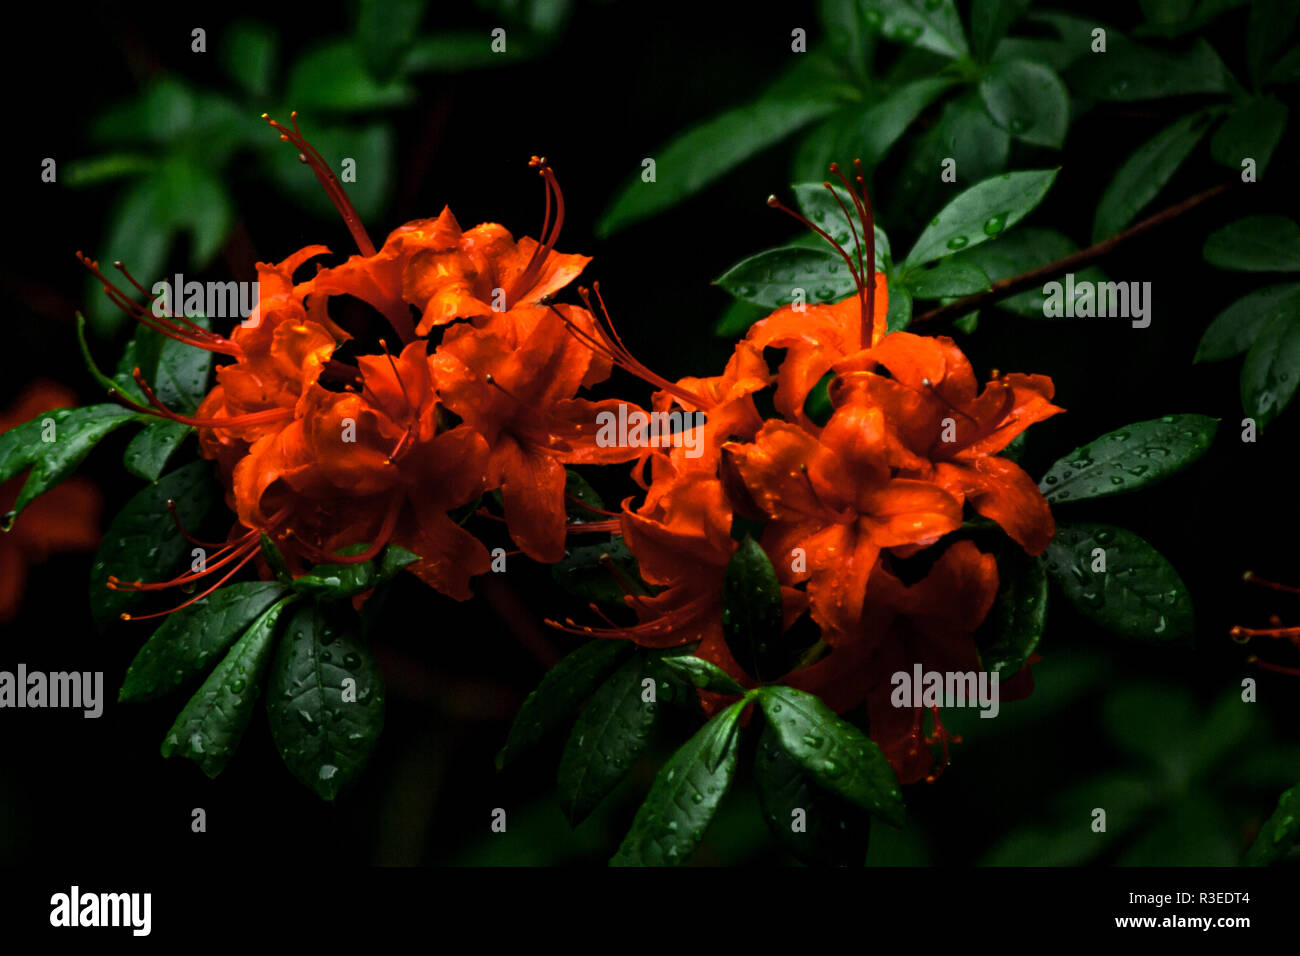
1243;570;1255;581
120;613;131;621
766;194;780;207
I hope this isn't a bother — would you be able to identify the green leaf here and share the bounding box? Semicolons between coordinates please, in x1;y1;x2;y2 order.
550;538;648;608
85;175;172;335
1043;522;1193;641
829;77;959;171
557;654;660;826
1268;43;1300;85
660;655;747;696
893;98;1011;226
971;0;1032;62
900;260;991;298
1203;215;1300;272
357;0;426;82
1245;784;1300;865
498;640;633;769
712;299;769;339
64;154;156;187
886;285;914;331
1092;111;1215;244
597;96;839;236
978;59;1070;148
610;698;745;866
266;602;386;801
722;537;786;683
221;20;278;99
123;420;191;483
291;543;419;599
157;159;234;267
1210;97;1288;177
1247;0;1300;89
978;549;1046;676
119;581;288;702
861;0;969;58
1039;414;1218;503
1196;283;1300;362
152;312;214;414
793;183;891;271
754;722;872;866
716;246;856;310
0;405;139;525
949;228;1107;317
402;30;531;72
758;686;905;827
1067;36;1228;101
1241;312;1300;427
286;40;415;111
89;460;219;631
903;168;1058;268
563;469;606;524
160;595;296;777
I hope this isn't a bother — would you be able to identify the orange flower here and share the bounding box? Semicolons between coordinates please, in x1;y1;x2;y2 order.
0;382;103;621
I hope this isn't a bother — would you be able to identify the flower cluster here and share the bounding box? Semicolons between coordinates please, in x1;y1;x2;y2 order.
555;166;1062;782
81;115;637;613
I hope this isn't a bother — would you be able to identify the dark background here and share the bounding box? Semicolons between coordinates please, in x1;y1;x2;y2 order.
2;0;1298;866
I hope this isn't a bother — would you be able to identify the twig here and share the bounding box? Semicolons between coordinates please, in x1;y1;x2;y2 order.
911;182;1232;326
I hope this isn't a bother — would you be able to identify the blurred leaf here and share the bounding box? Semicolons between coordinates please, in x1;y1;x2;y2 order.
1267;43;1300;84
119;581;287;703
1039;414;1218;503
1119;795;1237;865
87;176;174;335
820;0;875;80
754;722;872;866
358;0;426;82
89;78;196;144
557;654;660;826
498;639;633;769
89;460;219;631
1101;683;1197;775
903;168;1058;268
900;260;991;298
722;537;786;683
978;548;1046;677
221;20;278;98
0;406;139;524
1241;311;1300;427
1196;283;1300;361
286;40;415;111
1203;215;1300;271
64;154;156;187
971;0;1032;62
1066;35;1228;101
161;595;295;778
861;0;969;58
611;698;745;865
598;94;840;236
1091;110;1216;243
1043;522;1193;642
1245;783;1300;864
1210;97;1287;176
758;686;904;827
269;123;393;223
403;30;532;72
123;420;191;483
1246;0;1300;89
266;602;385;801
978;59;1070;148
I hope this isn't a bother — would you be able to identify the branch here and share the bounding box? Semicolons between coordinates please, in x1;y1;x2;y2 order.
911;182;1232;326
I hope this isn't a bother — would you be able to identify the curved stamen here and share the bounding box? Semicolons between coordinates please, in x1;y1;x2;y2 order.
284;495;403;565
119;540;261;621
264;112;376;257
507;157;566;307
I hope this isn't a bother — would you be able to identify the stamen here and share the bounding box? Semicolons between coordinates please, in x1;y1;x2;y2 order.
264;112;376;257
125;367;292;430
286;495;403;565
120;540;260;621
1242;570;1300;595
507;157;566;308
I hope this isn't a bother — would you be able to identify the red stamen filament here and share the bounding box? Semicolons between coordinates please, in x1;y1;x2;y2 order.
121;367;292;430
1242;570;1300;595
75;252;244;360
285;496;403;565
552;287;713;411
264;112;376;257
507;157;566;308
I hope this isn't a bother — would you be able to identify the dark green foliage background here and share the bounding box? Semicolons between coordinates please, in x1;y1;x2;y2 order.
1;0;1298;865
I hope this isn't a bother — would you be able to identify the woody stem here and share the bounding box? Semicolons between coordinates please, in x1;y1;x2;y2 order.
911;182;1232;326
